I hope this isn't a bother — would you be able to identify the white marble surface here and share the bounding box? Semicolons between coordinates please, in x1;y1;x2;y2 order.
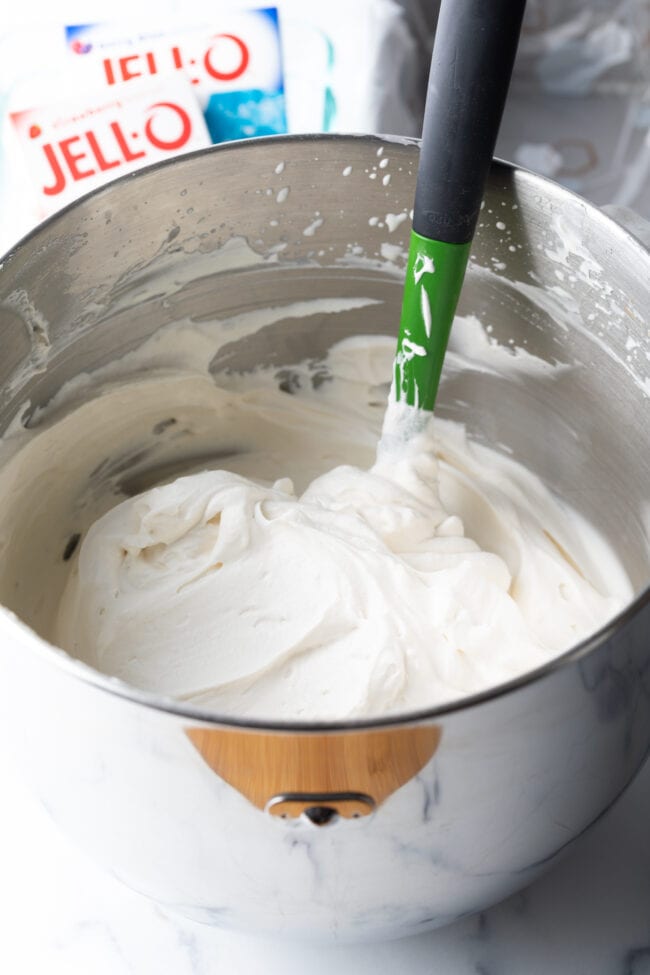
2;747;650;975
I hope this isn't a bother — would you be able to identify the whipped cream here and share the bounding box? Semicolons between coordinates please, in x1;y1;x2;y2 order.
42;333;629;720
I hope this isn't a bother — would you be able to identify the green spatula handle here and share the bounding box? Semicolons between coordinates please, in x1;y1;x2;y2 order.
395;0;527;412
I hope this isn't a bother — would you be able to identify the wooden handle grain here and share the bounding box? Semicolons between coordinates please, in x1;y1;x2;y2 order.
186;723;442;817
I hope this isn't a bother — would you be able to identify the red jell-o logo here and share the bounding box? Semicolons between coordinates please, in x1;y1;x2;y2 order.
102;33;250;88
10;75;211;215
40;100;194;196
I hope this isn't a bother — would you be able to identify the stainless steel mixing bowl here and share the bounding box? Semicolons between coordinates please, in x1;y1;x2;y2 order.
0;135;648;943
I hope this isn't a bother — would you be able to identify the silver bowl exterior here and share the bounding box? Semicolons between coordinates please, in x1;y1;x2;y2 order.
0;135;648;943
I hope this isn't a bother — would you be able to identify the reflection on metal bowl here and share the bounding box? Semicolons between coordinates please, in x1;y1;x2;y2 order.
0;135;648;942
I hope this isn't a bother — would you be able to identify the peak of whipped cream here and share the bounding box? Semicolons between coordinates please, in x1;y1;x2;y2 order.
50;336;629;719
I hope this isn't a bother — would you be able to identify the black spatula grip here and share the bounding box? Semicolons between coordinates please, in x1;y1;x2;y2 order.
413;0;527;245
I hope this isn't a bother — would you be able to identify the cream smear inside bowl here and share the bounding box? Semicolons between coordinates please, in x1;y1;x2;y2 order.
0;225;634;721
0;313;630;720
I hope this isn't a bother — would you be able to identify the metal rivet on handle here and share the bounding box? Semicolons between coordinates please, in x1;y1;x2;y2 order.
265;792;375;824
